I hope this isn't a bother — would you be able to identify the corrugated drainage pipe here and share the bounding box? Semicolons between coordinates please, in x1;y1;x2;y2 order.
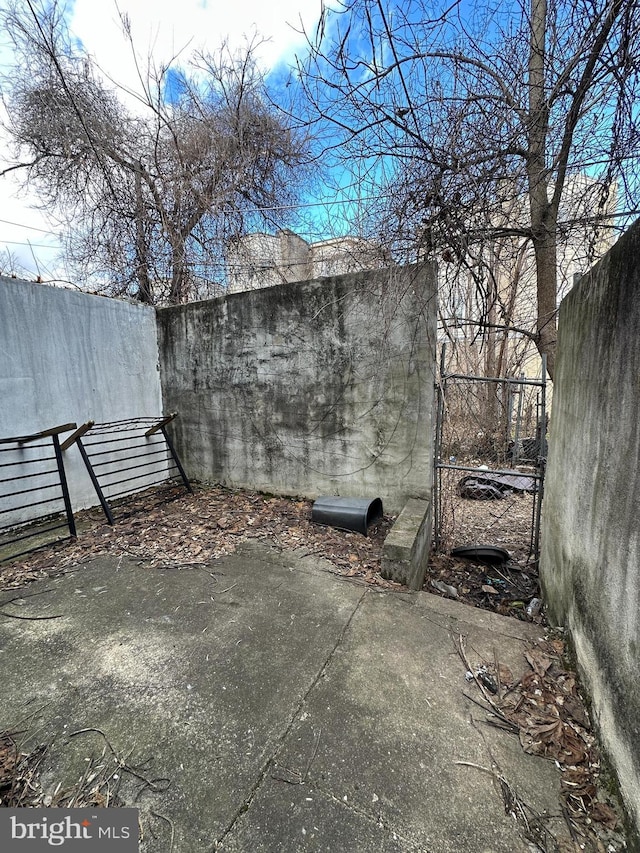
311;496;383;537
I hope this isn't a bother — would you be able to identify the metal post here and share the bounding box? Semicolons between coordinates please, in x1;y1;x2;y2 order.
531;354;548;561
161;425;192;493
511;373;525;466
540;354;548;458
506;384;514;467
433;343;446;550
52;434;77;538
77;437;115;525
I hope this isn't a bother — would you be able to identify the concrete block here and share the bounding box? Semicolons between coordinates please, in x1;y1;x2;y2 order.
381;497;431;590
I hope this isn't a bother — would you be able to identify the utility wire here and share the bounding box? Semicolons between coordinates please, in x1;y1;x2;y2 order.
0;217;57;233
0;239;58;248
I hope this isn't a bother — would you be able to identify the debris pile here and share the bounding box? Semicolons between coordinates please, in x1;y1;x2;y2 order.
0;485;396;592
428;552;541;620
457;471;536;500
458;635;625;852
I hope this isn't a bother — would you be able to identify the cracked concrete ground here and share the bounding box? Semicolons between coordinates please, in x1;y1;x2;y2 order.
0;541;565;851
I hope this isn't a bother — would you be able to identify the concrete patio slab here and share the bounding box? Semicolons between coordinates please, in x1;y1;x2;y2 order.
0;541;566;852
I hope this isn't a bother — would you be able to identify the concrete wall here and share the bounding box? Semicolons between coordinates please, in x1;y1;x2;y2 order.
0;278;164;521
157;264;436;513
540;220;640;835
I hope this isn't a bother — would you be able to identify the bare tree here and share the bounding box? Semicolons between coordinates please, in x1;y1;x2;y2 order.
297;0;640;377
0;248;25;279
1;0;309;304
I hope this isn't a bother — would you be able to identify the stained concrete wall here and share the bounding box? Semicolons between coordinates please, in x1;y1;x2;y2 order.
157;264;436;513
0;278;164;521
540;220;640;836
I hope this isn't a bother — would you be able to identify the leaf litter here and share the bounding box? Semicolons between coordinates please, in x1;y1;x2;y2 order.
457;634;628;852
430;469;542;620
0;482;630;850
0;483;397;591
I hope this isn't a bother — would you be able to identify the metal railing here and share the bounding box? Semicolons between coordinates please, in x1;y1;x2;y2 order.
67;414;192;525
0;423;77;563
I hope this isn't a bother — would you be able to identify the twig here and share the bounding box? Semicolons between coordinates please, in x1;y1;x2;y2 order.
461;691;519;731
151;812;175;853
303;728;322;782
0;588;54;607
132;774;171;802
270;764;303;784
454;633;500;708
68;727;117;755
68;728;171;807
493;647;503;701
455;760;553;852
0;610;63;620
454;759;494;775
7;701;53;743
492;564;531;594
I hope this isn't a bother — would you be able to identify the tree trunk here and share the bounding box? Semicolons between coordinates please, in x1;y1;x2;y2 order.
134;166;153;304
170;238;187;304
531;208;557;379
527;0;556;380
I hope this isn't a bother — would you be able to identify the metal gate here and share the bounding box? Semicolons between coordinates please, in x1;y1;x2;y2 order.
433;346;547;565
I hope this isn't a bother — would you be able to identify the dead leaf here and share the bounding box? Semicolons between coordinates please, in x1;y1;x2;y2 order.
590;801;618;829
496;664;513;686
562;695;590;729
525;647;552;676
481;584;499;594
555;838;583;853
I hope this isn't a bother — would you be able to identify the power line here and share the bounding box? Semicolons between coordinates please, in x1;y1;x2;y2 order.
0;217;58;234
0;238;59;248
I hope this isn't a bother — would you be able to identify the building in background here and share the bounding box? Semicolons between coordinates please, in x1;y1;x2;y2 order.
225;230;388;293
437;173;618;379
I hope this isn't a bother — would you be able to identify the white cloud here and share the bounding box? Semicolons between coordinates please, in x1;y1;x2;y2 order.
69;0;322;83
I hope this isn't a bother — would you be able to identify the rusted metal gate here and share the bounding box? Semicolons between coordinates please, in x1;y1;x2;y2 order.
433;346;547;564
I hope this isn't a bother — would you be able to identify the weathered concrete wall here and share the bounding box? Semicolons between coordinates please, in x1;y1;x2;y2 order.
540;220;640;835
0;278;163;520
157;264;436;513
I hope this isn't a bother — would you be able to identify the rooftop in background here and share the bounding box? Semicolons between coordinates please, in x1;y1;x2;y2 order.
225;230;389;293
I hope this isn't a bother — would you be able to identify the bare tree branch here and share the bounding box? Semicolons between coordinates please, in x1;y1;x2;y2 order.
0;0;310;304
296;0;640;378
